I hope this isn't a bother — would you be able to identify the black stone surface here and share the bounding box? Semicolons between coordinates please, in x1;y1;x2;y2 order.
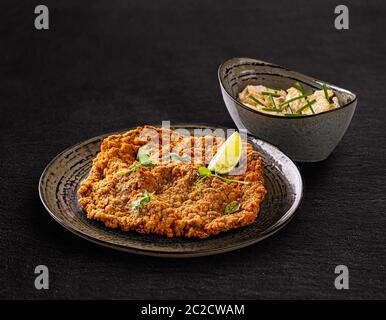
1;0;385;299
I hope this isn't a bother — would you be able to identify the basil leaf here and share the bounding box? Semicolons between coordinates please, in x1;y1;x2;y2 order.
137;147;155;167
131;191;152;211
198;166;211;176
224;201;241;214
118;165;139;175
140;159;155;167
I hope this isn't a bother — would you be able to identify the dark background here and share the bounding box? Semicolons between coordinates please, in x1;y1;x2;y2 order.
1;0;385;299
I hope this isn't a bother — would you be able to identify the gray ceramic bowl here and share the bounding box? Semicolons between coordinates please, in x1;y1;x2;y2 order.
218;57;358;162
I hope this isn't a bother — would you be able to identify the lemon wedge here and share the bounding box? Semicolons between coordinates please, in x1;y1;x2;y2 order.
208;131;242;174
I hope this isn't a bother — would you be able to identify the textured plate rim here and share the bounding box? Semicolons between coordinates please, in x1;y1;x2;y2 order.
38;124;303;258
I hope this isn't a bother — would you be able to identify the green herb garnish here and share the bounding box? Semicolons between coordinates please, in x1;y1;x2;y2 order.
294;82;315;114
118;165;139;175
169;152;191;163
279;93;312;106
248;95;267;107
137;146;155;167
287;103;294;114
268;93;277;108
294;82;305;94
322;83;330;102
224;201;241;214
194;175;208;191
198;167;211;176
262;91;281;98
297;99;317;114
262;107;282;112
197;166;249;185
131;190;153;211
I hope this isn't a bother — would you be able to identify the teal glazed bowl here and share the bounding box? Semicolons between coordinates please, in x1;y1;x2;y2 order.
218;57;358;162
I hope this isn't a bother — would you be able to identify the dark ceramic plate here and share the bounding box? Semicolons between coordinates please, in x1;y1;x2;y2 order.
39;125;303;257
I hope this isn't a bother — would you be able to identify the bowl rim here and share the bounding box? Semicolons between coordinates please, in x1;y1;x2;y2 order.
218;57;358;120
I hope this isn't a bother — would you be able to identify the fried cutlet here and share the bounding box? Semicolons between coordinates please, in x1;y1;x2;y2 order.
78;126;266;238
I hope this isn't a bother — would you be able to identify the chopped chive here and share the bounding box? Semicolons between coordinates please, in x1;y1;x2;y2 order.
279;93;311;106
287;103;294;114
262;107;282;112
293;81;315;113
267;93;277;108
262;91;281;97
322;83;330;102
294;82;305;94
297;99;317;114
295;82;315;113
248;95;267;107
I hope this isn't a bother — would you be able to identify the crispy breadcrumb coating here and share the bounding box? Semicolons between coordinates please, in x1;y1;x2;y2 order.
78;126;266;238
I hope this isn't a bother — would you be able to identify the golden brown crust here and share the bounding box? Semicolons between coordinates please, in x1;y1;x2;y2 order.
78;126;266;238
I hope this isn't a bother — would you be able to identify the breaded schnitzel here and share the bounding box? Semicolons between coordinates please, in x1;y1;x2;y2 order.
78;126;266;238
